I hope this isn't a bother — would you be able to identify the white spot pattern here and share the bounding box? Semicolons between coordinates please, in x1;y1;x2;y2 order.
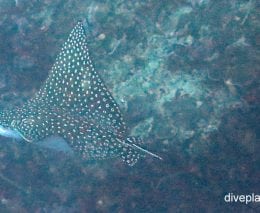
34;22;126;137
0;21;161;165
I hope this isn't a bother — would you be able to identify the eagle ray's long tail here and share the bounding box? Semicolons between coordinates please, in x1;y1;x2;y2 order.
116;137;162;166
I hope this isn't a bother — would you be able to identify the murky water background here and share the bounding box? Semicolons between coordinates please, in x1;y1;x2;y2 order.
0;0;259;212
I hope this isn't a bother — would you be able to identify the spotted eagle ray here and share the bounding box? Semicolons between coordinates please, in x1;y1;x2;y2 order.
0;21;162;166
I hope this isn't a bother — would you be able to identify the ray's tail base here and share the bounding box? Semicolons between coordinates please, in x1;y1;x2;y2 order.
119;136;162;166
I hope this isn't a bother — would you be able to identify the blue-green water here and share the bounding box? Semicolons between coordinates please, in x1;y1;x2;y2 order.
0;0;259;212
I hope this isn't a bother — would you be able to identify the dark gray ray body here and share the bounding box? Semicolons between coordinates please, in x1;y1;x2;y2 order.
34;23;126;137
0;22;161;166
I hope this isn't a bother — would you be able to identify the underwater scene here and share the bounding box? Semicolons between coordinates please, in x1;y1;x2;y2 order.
0;0;259;212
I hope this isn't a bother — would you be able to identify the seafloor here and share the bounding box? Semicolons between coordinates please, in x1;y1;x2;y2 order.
0;0;259;212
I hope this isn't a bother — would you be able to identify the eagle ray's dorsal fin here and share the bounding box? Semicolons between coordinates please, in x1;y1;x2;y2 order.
32;21;126;136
